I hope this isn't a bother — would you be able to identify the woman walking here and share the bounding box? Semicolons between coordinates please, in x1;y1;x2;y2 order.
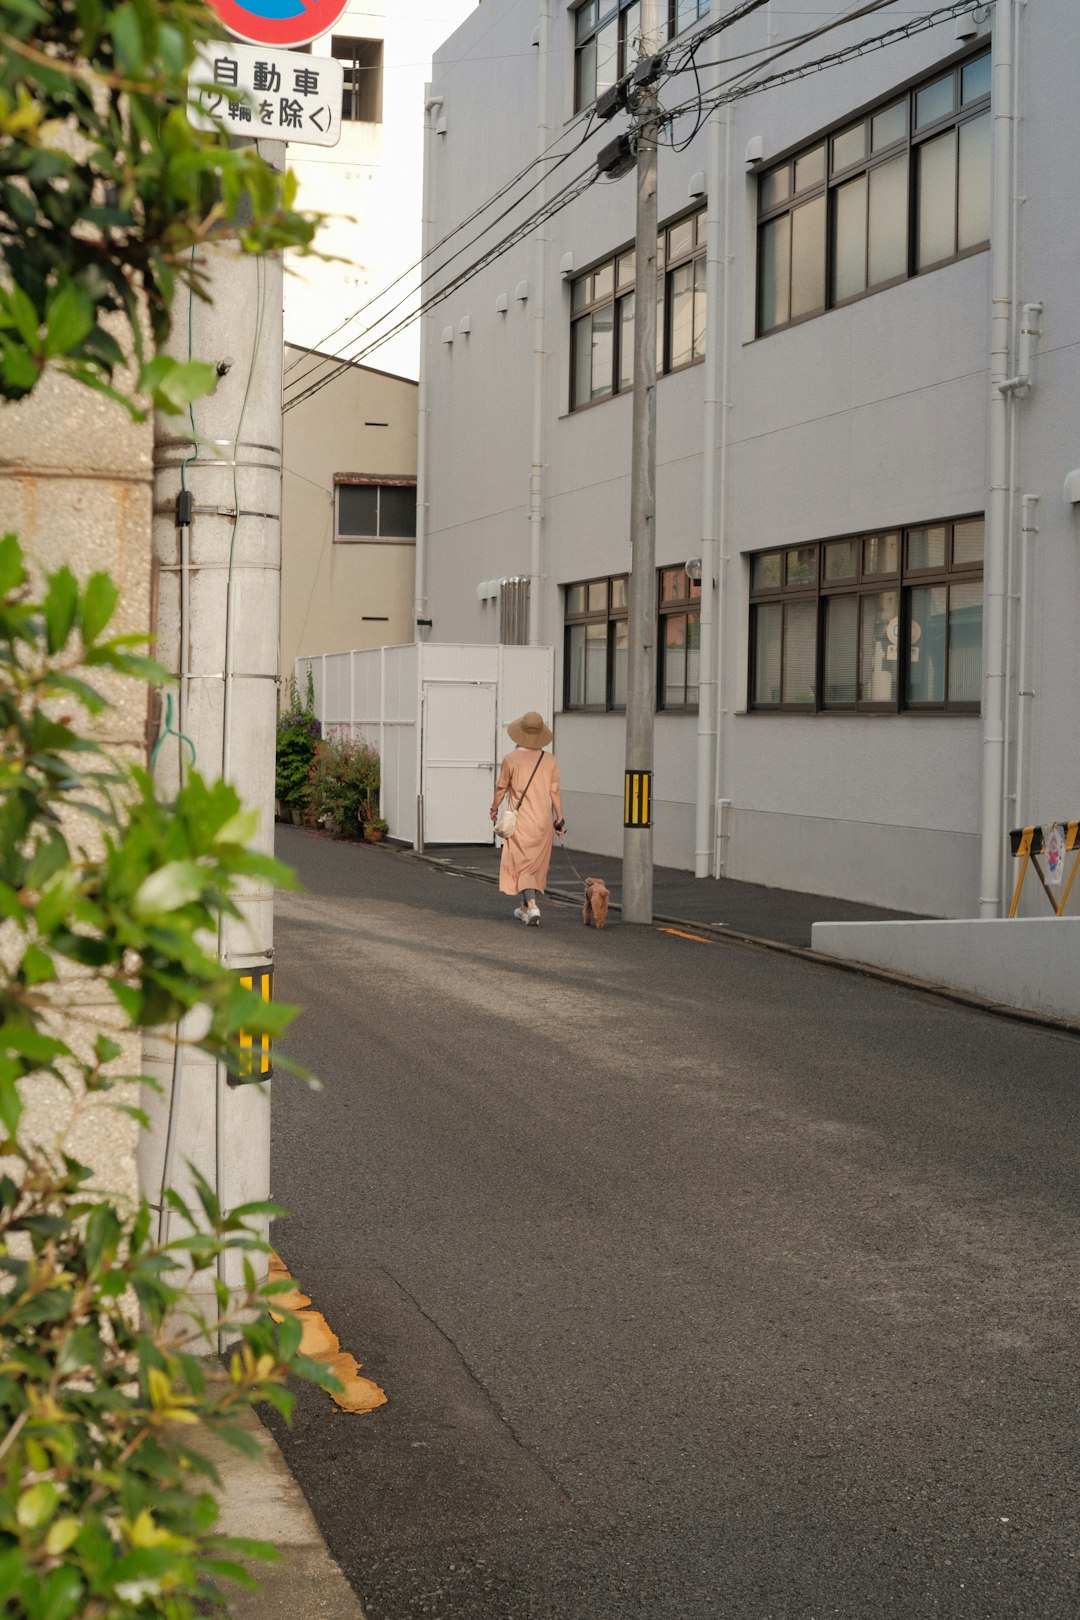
490;711;565;925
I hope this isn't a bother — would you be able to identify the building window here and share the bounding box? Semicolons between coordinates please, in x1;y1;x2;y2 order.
564;576;628;710
670;0;710;36
334;477;416;542
570;208;706;410
757;50;990;336
748;517;984;713
658;566;701;709
563;567;700;711
331;37;383;123
574;0;710;112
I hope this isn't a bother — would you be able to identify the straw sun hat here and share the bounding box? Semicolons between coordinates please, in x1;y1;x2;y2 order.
507;711;553;749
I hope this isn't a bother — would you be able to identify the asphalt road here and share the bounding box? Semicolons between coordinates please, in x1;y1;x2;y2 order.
265;827;1080;1620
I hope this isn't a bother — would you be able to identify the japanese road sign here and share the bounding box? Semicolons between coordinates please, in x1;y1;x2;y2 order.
202;0;350;50
191;42;343;148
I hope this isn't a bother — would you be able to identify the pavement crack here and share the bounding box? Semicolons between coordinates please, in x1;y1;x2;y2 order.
376;1262;571;1499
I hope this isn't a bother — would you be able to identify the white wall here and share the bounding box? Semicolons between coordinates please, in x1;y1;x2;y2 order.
812;918;1080;1026
285;0;477;379
420;0;1080;917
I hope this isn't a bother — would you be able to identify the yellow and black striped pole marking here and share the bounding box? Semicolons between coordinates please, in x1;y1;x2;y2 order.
624;770;652;829
229;964;273;1086
1008;820;1080;918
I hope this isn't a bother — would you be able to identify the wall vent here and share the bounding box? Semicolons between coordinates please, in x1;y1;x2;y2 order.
499;576;530;645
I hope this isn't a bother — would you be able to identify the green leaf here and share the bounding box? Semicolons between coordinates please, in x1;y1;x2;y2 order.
0;1549;27;1604
44;284;95;359
25;828;70;892
110;1103;150;1128
196;1558;258;1589
289;1355;344;1393
81;571;120;645
108;1;144;74
214;808;259;846
0;878;26;925
21;943;56;985
42;565;79;653
0;1074;22;1139
0;1024;68;1063
17;1481;59;1529
37;868;82;936
277;1311;302;1360
0;333;39;391
0;532;27;593
139;355;218;414
43;1517;80;1557
132;860;204;917
36;1564;83;1620
94;1033;122;1064
1;283;42;350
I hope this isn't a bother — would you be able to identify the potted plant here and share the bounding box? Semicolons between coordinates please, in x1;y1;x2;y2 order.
362;815;389;844
309;734;380;839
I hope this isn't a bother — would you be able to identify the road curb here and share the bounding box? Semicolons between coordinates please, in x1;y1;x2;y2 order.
202;1402;367;1620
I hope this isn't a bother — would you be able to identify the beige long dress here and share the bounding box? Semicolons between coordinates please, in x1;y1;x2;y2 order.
493;747;563;896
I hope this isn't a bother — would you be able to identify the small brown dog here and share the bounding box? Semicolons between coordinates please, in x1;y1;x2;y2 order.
582;877;610;930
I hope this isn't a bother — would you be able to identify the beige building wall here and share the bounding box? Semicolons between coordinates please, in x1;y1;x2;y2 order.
281;345;418;679
0;371;153;1204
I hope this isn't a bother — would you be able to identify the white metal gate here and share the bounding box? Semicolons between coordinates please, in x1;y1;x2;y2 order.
420;681;497;843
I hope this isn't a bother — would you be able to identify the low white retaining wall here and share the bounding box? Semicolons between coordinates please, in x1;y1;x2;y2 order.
810;918;1080;1026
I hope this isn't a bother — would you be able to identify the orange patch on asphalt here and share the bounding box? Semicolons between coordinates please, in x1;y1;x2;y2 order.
657;927;716;944
268;1252;387;1415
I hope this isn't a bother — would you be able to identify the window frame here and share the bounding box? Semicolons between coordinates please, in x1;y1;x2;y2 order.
573;0;639;115
657;565;702;711
331;35;383;124
333;475;417;544
748;517;984;716
570;207;706;412
563;575;629;711
563;567;701;713
756;49;990;337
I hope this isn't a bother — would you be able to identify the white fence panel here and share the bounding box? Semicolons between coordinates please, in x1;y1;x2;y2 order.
296;643;553;847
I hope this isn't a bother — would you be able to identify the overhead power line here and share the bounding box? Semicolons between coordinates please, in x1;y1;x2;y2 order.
286;0;984;413
284;105;600;391
284;167;602;413
285;0;770;395
658;0;983;132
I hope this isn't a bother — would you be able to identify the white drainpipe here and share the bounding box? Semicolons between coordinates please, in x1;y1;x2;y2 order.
695;106;728;877
979;0;1016;918
415;88;442;640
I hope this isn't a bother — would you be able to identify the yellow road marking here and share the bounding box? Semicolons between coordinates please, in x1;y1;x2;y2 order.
657;927;715;944
268;1252;387;1415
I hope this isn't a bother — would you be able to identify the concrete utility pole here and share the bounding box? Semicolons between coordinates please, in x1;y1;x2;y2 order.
528;0;552;647
142;141;285;1318
622;0;663;924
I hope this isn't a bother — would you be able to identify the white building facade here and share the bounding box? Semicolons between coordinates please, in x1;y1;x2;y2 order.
418;0;1080;918
284;0;477;378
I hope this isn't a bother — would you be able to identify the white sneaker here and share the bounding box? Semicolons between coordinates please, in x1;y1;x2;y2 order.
514;906;530;924
526;904;541;926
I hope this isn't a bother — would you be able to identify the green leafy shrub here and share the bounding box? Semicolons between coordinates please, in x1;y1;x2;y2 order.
275;677;321;811
308;736;380;838
0;0;322;414
0;1;338;1614
0;535;337;1617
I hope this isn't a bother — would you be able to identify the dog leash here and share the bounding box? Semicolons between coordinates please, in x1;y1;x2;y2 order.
554;832;592;891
